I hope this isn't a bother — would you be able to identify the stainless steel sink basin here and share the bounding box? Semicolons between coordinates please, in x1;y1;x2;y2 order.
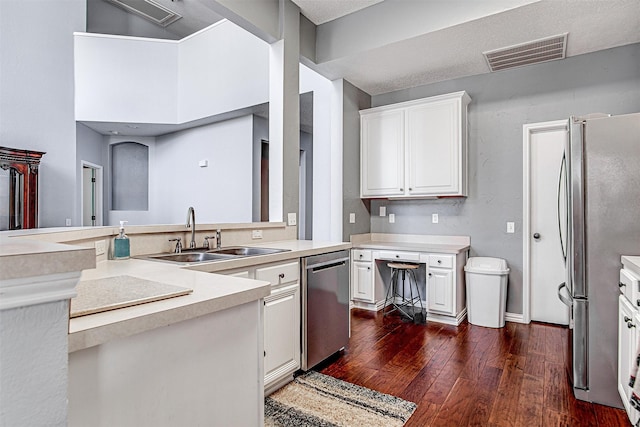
208;246;290;256
141;251;237;264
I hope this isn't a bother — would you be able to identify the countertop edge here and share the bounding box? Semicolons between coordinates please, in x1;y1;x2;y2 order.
68;284;270;353
352;241;470;254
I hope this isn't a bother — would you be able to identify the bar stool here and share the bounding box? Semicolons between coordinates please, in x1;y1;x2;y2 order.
382;262;424;322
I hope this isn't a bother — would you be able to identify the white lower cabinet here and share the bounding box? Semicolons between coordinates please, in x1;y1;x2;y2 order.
619;294;640;425
352;263;374;303
349;248;467;325
263;283;300;390
427;267;454;315
219;260;300;393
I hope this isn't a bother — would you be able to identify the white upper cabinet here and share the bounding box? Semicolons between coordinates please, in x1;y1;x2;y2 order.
360;109;405;197
360;91;470;199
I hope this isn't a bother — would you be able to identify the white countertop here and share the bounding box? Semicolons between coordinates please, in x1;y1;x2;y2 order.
0;236;95;280
350;233;470;254
622;256;640;277
69;240;351;352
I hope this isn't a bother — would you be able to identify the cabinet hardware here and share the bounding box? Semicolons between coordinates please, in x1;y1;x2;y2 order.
628;321;636;329
409;188;413;191
399;188;403;191
625;316;632;322
437;260;442;264
279;273;285;279
620;282;626;287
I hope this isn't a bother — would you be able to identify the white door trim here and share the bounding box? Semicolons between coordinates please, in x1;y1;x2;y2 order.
522;119;568;324
81;160;104;226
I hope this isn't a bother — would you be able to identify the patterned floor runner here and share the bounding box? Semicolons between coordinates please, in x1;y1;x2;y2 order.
265;371;417;427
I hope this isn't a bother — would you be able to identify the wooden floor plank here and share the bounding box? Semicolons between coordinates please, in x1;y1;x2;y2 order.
515;373;544;427
488;353;526;426
319;309;628;427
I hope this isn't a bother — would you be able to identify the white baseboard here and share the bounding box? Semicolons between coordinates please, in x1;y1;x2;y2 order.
505;312;527;324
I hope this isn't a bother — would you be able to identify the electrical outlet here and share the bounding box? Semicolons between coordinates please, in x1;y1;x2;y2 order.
349;213;356;224
94;240;106;256
507;222;515;233
287;213;297;226
252;229;263;239
379;206;386;217
65;218;71;226
432;213;439;224
389;213;395;223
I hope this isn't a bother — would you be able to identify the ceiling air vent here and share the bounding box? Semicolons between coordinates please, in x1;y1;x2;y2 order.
105;0;182;27
483;33;568;72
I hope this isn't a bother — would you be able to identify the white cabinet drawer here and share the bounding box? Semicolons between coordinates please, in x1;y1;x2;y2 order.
378;250;420;262
256;261;299;286
352;249;372;262
429;254;453;269
620;268;640;308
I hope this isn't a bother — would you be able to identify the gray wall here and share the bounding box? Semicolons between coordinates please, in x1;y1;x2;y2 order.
0;0;86;227
76;123;107;223
368;43;640;314
342;80;372;242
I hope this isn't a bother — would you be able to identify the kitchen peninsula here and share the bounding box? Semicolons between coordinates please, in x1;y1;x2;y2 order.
1;224;350;427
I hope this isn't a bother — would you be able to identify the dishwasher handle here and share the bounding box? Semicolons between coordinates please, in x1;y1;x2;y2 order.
305;257;350;272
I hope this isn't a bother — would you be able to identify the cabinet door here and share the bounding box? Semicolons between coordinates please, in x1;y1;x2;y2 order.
264;283;300;387
352;261;374;303
619;296;639;422
427;267;454;315
361;110;405;197
407;99;462;196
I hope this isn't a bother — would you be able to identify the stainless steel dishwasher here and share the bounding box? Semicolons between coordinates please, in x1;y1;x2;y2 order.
301;250;350;370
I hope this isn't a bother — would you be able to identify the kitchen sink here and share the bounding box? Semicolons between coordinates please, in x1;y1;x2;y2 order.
141;251;237;264
138;246;289;264
208;247;290;256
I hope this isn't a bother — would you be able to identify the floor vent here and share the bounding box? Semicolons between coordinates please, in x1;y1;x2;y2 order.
483;33;568;72
105;0;182;27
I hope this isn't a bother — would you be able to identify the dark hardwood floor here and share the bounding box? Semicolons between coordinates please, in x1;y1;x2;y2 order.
320;309;630;427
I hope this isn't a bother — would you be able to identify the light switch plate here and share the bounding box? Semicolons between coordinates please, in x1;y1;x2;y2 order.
389;213;395;223
379;206;386;217
507;222;515;233
252;229;263;239
287;213;297;226
349;213;356;224
432;213;439;224
94;240;106;256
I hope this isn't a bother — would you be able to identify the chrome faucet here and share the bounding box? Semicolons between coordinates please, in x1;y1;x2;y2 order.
186;207;196;249
215;229;222;249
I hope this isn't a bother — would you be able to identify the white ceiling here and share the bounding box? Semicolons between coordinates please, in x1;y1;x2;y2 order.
291;0;383;25
308;0;640;95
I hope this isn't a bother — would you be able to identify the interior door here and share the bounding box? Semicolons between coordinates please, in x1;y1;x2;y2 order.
529;124;570;325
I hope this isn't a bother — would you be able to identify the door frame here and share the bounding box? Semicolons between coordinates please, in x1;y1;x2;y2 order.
522;119;569;324
81;160;103;226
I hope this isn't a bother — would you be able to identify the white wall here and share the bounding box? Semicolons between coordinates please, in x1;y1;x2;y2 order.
74;20;270;126
152;116;254;224
299;64;343;241
178;21;269;122
0;0;86;227
74;33;179;124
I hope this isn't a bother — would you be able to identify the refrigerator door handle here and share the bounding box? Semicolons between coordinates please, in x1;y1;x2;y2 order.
558;282;573;307
557;153;567;263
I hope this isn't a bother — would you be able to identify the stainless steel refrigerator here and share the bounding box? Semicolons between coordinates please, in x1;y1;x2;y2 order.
558;112;640;407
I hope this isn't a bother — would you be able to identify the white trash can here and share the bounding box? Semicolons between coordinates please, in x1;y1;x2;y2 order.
464;257;510;328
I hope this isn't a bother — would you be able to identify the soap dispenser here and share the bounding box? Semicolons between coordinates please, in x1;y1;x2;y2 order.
114;220;130;260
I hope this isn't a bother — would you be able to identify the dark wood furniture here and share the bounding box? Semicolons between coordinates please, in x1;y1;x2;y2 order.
0;146;45;230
